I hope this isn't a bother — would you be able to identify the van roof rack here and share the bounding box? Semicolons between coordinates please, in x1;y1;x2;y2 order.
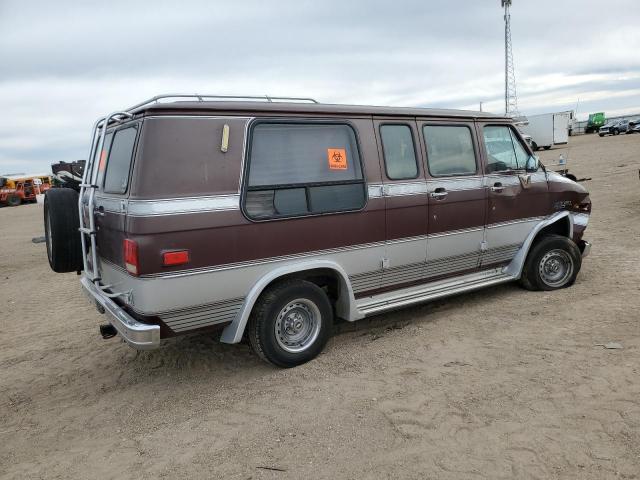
125;94;319;113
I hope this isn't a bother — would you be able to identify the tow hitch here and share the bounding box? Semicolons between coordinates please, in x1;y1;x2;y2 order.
100;324;117;339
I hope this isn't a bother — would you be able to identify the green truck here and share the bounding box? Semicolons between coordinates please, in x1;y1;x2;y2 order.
585;112;605;134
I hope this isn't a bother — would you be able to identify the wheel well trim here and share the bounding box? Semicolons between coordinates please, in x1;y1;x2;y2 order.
219;260;360;344
505;211;573;279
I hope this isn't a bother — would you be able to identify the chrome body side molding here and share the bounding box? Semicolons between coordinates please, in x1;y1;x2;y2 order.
127;194;240;216
356;268;513;316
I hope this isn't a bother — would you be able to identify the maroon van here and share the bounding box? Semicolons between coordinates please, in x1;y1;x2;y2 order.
43;95;591;367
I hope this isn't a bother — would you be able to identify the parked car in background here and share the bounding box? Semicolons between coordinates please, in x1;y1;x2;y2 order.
627;118;640;134
599;120;627;136
43;94;592;367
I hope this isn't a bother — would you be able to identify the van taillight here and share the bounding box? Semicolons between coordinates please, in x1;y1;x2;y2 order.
123;239;139;275
162;250;190;267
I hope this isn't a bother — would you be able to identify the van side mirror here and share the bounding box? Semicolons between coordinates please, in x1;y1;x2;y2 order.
525;155;539;172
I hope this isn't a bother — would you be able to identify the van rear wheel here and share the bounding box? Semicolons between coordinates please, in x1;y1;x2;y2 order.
519;234;581;291
248;280;333;368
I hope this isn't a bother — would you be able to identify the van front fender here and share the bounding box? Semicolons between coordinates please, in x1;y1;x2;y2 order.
504;211;573;279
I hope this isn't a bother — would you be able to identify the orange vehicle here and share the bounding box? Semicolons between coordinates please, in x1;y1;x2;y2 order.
0;174;52;206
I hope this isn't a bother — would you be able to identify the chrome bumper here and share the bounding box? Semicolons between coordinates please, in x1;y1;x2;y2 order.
581;240;591;258
80;275;160;350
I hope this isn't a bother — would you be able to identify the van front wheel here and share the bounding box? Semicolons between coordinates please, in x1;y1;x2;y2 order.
519;234;581;291
248;280;333;368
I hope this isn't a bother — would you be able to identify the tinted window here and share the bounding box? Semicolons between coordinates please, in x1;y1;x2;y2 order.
483;125;527;172
249;123;362;186
103;127;137;193
380;125;418;180
423;125;477;176
245;123;366;220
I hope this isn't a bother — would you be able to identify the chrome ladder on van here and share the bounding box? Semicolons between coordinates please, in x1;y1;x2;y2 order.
78;112;133;283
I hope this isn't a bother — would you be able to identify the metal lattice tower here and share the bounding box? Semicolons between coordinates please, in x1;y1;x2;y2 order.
502;0;519;117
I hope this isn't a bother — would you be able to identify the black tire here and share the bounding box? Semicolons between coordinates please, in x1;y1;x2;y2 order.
6;195;21;207
543;145;551;150
44;188;83;273
599;133;605;137
248;279;333;368
613;128;619;136
519;234;581;292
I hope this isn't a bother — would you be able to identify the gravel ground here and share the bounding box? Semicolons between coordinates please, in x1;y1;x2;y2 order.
1;133;639;480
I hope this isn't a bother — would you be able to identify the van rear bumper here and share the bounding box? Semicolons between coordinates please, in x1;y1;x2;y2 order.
80;275;160;350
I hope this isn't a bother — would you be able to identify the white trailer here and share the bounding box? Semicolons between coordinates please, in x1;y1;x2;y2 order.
522;111;572;150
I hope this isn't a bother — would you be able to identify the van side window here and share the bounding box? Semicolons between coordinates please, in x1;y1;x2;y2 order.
483;125;527;173
103;127;137;194
423;125;477;176
245;122;366;220
380;125;418;180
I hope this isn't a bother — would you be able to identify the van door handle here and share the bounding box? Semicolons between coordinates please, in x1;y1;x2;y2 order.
94;206;105;216
429;188;448;199
490;182;504;193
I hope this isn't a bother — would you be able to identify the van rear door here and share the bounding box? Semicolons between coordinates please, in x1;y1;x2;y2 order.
93;123;140;271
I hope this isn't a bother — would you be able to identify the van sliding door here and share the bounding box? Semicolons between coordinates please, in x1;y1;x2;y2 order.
373;118;429;290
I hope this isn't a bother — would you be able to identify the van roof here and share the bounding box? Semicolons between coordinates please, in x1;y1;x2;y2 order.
136;101;509;120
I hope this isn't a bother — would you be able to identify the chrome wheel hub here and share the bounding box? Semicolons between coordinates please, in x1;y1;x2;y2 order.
539;249;573;287
275;299;321;353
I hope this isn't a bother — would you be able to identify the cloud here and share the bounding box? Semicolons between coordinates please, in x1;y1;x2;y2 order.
0;0;639;173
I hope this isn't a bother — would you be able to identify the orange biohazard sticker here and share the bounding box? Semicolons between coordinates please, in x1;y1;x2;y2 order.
327;148;348;170
98;150;108;171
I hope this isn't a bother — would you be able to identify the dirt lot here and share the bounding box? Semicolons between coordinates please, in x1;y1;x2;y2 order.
2;133;640;479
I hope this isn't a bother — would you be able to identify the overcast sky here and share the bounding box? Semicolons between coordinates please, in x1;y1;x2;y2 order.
1;0;639;174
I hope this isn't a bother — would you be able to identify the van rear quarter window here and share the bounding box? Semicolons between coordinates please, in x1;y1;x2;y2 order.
245;122;366;220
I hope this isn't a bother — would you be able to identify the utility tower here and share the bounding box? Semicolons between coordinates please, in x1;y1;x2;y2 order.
502;0;519;117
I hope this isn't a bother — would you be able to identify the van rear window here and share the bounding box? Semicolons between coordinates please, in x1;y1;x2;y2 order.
103;127;137;194
245;122;365;220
